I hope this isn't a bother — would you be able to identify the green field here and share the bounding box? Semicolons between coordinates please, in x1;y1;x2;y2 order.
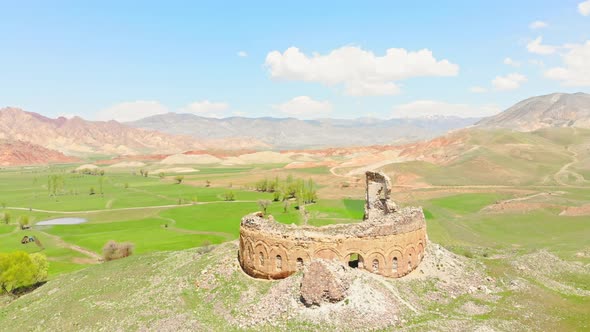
0;166;331;275
1;135;589;331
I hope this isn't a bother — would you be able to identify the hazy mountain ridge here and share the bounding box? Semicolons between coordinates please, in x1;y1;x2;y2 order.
127;114;480;149
476;92;590;131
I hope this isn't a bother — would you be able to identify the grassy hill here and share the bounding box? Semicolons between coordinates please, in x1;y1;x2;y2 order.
383;128;590;186
1;240;588;331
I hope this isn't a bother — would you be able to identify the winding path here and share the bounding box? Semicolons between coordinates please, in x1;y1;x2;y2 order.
4;200;259;215
553;144;585;186
40;231;103;263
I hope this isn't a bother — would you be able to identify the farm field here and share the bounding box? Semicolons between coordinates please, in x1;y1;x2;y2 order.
1;130;589;329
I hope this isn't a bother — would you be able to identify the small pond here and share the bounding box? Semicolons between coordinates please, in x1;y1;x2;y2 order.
36;217;88;226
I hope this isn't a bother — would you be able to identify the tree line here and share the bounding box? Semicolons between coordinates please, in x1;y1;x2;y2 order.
254;175;318;206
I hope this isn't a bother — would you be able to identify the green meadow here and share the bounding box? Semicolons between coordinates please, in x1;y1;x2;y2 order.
1;153;589;330
0;166;352;275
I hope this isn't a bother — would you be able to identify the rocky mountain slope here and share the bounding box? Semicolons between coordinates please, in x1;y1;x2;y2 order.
0;107;207;156
127;113;479;149
0;140;79;166
476;92;590;131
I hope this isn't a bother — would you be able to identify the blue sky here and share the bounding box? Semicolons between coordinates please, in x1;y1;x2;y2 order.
1;0;589;121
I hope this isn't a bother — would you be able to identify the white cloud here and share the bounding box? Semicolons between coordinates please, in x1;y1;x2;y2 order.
529;59;545;67
529;20;548;29
237;51;248;57
469;86;487;93
345;81;401;96
492;73;527;90
527;36;557;55
265;46;459;96
391;100;500;118
503;57;521;67
545;41;590;86
579;1;590;16
96;100;169;122
179;100;230;118
273;96;333;118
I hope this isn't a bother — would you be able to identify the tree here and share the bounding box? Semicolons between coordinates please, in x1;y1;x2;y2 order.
255;178;268;192
29;253;48;283
1;211;10;225
205;180;211;187
89;187;96;195
0;252;48;295
18;215;30;230
257;199;271;215
273;190;281;202
223;191;235;201
283;200;290;213
174;175;184;184
47;175;64;197
98;176;104;195
158;172;165;179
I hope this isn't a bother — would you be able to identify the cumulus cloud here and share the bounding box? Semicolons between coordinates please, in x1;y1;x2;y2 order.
391;100;500;118
527;36;557;55
265;46;459;96
96;100;169;122
237;51;248;57
469;86;487;93
273;96;333;118
503;57;521;67
529;20;548;29
492;73;527;90
545;41;590;86
579;1;590;16
179;100;230;118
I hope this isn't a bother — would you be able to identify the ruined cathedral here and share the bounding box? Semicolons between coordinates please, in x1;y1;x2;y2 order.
239;171;427;279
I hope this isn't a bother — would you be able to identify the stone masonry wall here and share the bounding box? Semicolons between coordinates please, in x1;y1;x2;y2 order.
238;171;428;279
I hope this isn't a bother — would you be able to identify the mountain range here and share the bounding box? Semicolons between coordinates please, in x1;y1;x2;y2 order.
0;92;588;166
127;114;480;149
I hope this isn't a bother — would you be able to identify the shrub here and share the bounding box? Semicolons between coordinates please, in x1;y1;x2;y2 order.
174;175;184;184
102;240;135;261
463;250;474;258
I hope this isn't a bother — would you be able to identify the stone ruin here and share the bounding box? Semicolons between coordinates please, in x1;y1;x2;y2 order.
238;171;427;280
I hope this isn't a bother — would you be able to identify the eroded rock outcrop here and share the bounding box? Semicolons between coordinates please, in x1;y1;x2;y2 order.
300;259;351;307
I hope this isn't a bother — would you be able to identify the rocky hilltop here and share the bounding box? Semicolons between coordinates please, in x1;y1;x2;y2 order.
476;92;590;131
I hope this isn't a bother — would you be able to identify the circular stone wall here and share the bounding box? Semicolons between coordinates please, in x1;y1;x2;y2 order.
238;208;427;279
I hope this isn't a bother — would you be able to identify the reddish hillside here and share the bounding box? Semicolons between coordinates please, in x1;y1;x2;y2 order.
0;107;204;156
0;140;80;166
